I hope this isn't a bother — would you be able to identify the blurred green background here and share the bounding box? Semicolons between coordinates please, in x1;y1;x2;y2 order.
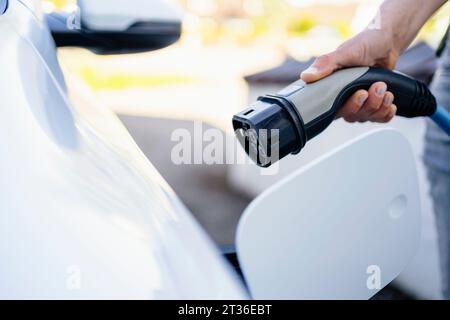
45;0;449;128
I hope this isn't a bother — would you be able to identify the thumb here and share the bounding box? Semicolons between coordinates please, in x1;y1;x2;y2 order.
301;52;344;83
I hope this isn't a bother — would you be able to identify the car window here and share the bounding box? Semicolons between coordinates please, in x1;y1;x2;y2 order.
1;0;8;15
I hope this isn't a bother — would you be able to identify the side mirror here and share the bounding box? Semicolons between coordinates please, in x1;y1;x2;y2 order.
46;0;182;54
1;0;7;15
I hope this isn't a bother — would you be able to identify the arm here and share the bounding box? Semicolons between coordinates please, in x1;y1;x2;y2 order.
385;0;446;53
301;0;447;123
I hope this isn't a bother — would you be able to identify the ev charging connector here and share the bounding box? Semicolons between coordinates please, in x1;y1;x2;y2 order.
233;67;450;167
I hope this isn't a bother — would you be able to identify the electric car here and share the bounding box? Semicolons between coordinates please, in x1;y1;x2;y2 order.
0;0;246;299
0;0;434;300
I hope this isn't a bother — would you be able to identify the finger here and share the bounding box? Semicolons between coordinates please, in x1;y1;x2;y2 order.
367;92;394;122
338;90;368;119
372;104;397;123
300;43;365;83
301;54;339;83
300;48;358;83
356;82;387;118
368;104;397;123
382;104;397;123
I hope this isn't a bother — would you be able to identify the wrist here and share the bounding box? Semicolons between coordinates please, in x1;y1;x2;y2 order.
375;8;406;54
377;0;446;53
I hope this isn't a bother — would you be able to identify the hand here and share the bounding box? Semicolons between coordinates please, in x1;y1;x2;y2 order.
301;29;399;123
299;0;445;122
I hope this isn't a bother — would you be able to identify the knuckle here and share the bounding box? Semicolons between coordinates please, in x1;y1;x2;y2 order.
336;46;359;62
346;104;361;115
383;114;394;122
391;105;398;114
316;53;332;64
344;115;356;123
364;103;380;113
343;100;360;114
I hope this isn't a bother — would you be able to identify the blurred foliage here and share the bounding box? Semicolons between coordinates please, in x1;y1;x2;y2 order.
418;4;450;43
45;0;450;46
44;0;75;10
185;0;449;47
47;0;66;9
287;18;351;38
48;0;449;92
287;17;317;36
332;21;353;39
79;68;197;90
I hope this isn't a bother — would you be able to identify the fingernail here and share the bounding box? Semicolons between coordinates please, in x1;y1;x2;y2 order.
383;95;393;106
376;84;387;97
357;93;369;106
302;66;319;75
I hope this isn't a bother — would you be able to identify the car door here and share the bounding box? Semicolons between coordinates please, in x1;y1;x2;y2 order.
0;0;245;299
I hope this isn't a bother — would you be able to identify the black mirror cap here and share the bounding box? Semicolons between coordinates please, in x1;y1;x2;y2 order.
1;0;8;15
46;12;182;54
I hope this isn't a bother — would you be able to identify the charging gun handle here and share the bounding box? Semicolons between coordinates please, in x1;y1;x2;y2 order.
279;67;437;141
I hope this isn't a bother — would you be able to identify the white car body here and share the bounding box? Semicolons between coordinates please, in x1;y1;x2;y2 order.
0;0;246;299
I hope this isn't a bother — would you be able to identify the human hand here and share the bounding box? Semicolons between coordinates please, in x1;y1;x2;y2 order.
301;30;399;123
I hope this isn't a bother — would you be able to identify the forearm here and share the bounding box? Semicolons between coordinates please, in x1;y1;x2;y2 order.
379;0;447;53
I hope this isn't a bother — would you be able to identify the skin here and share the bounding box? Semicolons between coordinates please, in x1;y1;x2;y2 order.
300;0;448;123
